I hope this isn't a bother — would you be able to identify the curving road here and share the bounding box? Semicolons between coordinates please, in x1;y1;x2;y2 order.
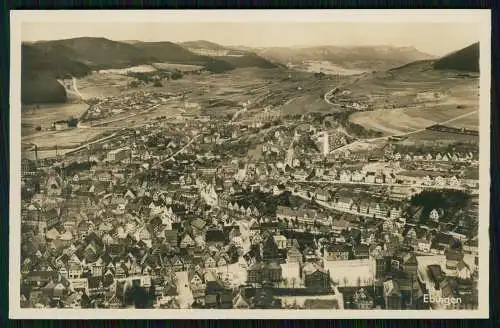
152;134;202;168
72;77;86;101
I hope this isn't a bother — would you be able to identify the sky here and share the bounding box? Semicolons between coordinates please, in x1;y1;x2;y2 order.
21;21;481;56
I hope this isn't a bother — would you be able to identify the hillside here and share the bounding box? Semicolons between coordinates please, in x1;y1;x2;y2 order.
389;42;480;74
21;44;89;104
179;40;228;50
21;37;282;104
433;42;479;72
258;45;436;71
21;70;68;104
132;41;210;63
344;43;480;143
217;54;281;69
34;37;157;69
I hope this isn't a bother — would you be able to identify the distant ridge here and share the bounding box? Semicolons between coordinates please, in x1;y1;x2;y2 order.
257;45;436;71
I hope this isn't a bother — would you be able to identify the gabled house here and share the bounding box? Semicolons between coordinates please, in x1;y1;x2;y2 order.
180;233;196;249
216;254;228;267
417;239;432;253
352;244;370;259
383;279;402;310
331;219;349;234
233;289;251;309
170;256;184;272
188;268;206;292
262;236;281;262
204;255;217;268
352;288;374;310
323;244;350;261
334;196;353;210
246;262;282;285
303;263;330;290
191;218;207;236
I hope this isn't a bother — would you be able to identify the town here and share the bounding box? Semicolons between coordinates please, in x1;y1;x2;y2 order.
20;91;479;310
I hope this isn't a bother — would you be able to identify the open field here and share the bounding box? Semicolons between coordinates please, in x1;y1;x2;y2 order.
293;61;367;76
21;103;89;137
345;66;479;139
350;105;478;137
76;72;136;98
403;129;479;144
152;62;203;72
98;64;157;74
350;109;434;136
443;112;479;130
324;258;376;287
145;68;333;116
22;127;105;148
404;104;477;124
96;103;201;128
22;103;88;126
75;67;334;121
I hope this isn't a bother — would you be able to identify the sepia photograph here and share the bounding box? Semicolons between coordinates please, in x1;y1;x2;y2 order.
9;10;491;319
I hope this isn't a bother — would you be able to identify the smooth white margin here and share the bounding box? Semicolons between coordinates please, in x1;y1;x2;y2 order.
9;9;491;319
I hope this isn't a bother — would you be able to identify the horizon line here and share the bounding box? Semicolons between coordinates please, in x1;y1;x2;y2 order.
21;36;480;57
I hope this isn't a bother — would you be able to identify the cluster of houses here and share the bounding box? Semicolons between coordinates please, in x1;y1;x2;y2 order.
386;149;478;163
86;91;171;120
19;106;479;310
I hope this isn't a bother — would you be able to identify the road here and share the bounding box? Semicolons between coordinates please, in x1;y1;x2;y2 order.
175;271;194;309
63;129;126;156
152;133;202;168
323;88;338;106
72;77;86;101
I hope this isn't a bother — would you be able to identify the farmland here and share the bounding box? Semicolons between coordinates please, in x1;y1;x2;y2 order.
21;127;105;149
21;103;88;134
98;64;157;75
443;112;479;130
350;104;478;137
152;62;203;72
403;129;479;144
350;109;434;136
76;72;136;99
344;61;479;141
